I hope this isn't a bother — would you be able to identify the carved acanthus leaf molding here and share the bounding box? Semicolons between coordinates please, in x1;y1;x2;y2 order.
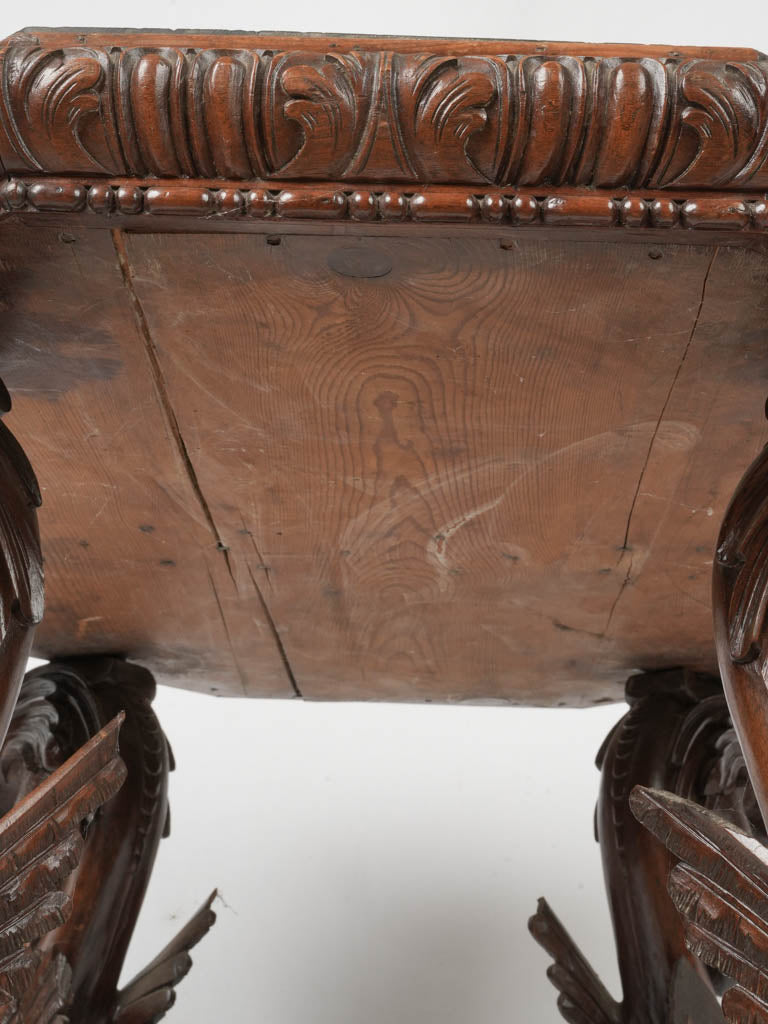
2;34;768;190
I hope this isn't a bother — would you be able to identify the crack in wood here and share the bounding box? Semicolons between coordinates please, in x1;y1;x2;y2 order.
204;562;249;695
604;553;635;638
111;228;302;698
603;247;719;638
246;562;301;698
618;247;720;559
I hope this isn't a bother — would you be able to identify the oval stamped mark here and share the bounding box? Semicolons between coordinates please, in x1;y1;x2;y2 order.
328;245;393;279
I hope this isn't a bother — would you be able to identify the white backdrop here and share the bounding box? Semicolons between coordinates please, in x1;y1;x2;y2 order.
5;2;767;1020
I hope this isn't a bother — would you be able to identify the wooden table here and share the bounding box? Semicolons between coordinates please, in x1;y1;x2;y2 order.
0;26;767;1023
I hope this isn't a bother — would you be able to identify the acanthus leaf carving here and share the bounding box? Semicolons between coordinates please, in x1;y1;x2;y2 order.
395;55;505;184
264;51;372;179
0;39;119;175
652;60;768;188
2;34;768;191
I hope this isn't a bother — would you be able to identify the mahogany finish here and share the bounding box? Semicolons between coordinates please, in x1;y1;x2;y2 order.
1;23;768;1023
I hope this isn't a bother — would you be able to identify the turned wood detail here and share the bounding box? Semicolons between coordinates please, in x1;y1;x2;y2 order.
2;33;768;192
0;658;217;1024
531;668;761;1023
3;177;768;232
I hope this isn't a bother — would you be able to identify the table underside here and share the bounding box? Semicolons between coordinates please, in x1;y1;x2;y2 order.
1;222;766;705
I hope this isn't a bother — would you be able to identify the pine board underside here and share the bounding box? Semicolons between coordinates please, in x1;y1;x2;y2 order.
1;223;766;704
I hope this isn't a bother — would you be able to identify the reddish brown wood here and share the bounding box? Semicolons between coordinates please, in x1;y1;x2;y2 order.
532;669;757;1023
0;387;42;746
632;788;768;1024
0;658;216;1023
2;32;768;193
0;713;125;1022
2;23;768;1020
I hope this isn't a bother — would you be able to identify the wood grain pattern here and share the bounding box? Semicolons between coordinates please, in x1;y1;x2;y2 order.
0;220;293;698
2;30;768;192
110;230;768;703
592;244;768;677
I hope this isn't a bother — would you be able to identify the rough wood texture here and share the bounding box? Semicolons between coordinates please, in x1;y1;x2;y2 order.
2;31;768;192
2;221;766;702
632;787;768;1024
0;28;767;702
1;26;768;705
0;220;293;698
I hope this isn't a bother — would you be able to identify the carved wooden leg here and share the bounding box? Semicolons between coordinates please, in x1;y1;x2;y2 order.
0;381;43;750
530;668;759;1023
0;384;214;1021
0;657;217;1023
626;444;768;1023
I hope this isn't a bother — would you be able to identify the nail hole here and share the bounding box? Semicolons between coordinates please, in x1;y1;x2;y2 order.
266;235;281;246
648;249;663;260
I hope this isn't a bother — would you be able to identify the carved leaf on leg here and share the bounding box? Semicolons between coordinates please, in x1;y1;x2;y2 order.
0;715;126;1022
114;891;217;1023
631;785;768;1023
528;899;621;1024
0;378;44;755
0;659;218;1023
530;670;738;1023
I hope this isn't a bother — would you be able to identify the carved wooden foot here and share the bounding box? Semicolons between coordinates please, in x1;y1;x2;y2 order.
530;667;759;1023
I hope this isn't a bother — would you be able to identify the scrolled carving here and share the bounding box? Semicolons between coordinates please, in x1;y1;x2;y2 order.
653;60;768;188
265;51;372;179
395;55;505;183
3;32;768;190
0;658;216;1023
531;669;761;1023
0;38;117;175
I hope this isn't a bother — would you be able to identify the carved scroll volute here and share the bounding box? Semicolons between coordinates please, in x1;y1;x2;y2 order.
653;59;768;189
0;38;118;175
712;444;768;830
262;51;373;179
393;55;508;184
